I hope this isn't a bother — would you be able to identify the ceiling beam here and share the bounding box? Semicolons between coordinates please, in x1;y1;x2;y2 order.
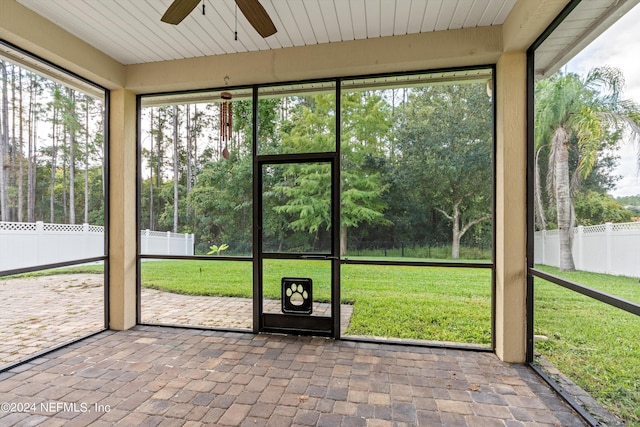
126;26;502;94
502;0;571;52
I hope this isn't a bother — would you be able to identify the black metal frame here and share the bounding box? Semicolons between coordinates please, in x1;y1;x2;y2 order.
0;39;110;372
255;152;339;337
137;65;497;349
526;1;640;425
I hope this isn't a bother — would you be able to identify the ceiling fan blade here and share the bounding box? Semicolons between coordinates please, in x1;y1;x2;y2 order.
161;0;201;25
235;0;277;38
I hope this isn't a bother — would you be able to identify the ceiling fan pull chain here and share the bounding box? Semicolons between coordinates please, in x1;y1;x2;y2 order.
202;0;205;15
234;3;238;41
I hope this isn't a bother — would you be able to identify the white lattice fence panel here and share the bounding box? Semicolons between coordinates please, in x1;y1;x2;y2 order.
0;222;37;232
43;223;84;232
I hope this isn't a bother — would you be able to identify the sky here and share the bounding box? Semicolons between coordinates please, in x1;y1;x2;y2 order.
565;2;640;198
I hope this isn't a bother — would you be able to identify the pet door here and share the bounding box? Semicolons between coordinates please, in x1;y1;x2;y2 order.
281;277;312;314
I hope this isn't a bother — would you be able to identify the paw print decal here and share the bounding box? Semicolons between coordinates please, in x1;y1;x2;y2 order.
281;278;313;314
286;283;308;306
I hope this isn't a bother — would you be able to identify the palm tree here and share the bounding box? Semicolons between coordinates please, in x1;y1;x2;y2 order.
535;67;640;271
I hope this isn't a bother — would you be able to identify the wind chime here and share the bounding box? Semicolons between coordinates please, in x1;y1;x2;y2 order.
220;91;232;160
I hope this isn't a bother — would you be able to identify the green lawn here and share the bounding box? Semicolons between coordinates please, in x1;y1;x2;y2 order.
534;265;640;426
139;259;493;344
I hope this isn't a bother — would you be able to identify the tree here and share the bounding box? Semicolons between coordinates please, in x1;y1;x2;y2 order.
188;152;253;254
271;93;391;254
63;87;80;224
394;83;493;259
15;65;24;221
339;91;392;254
26;72;42;222
616;194;640;215
0;57;105;227
574;190;633;225
535;67;640;271
48;83;63;223
0;61;9;221
172;105;179;233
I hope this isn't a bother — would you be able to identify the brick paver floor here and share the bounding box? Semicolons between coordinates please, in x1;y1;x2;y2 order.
0;325;588;426
141;290;354;336
0;274;104;365
0;274;352;366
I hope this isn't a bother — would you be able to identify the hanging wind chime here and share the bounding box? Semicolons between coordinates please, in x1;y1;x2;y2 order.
220;91;232;160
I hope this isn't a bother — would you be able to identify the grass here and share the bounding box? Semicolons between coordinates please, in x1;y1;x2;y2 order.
341;264;491;342
347;244;491;261
141;260;253;297
535;265;640;305
534;265;640;426
0;264;104;280
140;259;493;344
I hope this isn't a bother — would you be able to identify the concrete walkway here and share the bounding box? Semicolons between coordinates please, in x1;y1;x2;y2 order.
0;325;587;426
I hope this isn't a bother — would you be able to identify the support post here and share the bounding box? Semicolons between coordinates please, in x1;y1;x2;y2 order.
109;89;137;330
495;52;527;363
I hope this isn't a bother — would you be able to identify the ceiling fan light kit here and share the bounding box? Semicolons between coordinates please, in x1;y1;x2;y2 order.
161;0;277;38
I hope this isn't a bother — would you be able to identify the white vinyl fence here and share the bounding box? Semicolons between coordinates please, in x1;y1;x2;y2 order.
139;229;195;257
534;222;640;278
0;221;194;272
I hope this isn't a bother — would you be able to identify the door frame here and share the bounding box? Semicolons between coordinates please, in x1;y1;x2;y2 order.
253;152;341;337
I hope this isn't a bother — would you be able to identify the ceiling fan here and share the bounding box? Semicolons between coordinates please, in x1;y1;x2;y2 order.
161;0;277;38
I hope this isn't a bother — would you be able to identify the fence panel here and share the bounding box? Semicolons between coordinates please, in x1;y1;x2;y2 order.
534;222;640;278
609;223;640;278
139;230;194;256
0;222;194;272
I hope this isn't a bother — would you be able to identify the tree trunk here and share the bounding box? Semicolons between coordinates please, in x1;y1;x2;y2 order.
193;105;198;185
186;104;192;194
553;127;576;271
451;207;461;260
84;97;89;224
62;128;67;222
0;61;9;221
156;108;162;189
534;146;547;230
340;224;347;256
99;104;105;202
28;75;37;223
10;64;16;222
172;105;179;233
50;97;58;223
149;108;154;230
31;88;37;222
17;67;24;221
68;88;76;224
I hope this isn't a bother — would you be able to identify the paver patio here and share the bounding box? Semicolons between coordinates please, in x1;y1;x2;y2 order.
0;273;599;426
0;325;588;426
0;274;351;367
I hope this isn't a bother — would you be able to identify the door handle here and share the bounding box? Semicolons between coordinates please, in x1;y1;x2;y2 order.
300;255;339;260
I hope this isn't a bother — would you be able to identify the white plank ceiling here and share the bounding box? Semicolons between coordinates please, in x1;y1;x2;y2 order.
534;0;640;78
17;0;518;65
